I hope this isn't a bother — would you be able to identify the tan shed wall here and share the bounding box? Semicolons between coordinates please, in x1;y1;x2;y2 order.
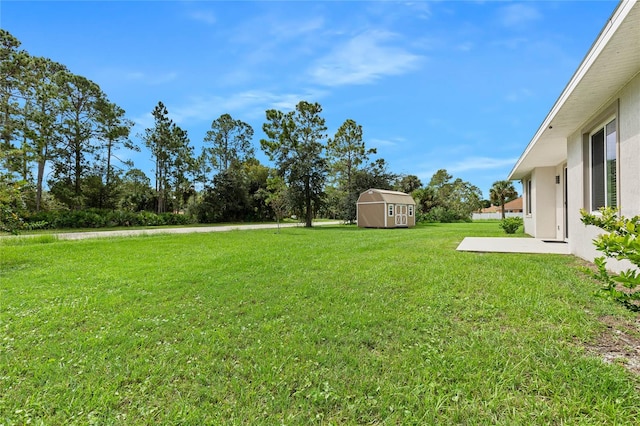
408;208;416;227
357;203;387;228
357;202;416;228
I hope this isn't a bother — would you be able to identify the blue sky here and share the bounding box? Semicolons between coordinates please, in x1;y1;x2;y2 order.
1;1;618;198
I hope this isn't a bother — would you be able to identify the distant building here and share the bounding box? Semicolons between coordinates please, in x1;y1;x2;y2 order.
480;197;523;214
357;189;416;228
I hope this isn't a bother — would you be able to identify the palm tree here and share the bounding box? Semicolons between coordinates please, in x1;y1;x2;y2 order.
490;180;518;219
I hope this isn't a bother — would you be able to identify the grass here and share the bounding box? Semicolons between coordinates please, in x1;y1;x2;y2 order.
1;222;639;424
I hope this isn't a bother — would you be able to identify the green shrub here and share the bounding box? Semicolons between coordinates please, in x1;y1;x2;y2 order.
422;206;471;223
499;216;523;234
581;207;640;311
23;209;196;229
0;179;29;235
160;212;194;226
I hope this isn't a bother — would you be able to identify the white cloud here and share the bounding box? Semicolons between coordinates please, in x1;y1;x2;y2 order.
369;138;398;148
402;2;432;20
449;156;519;173
269;16;324;40
131;112;154;136
309;30;423;86
456;42;474;52
504;88;533;103
498;4;542;29
187;10;217;25
123;71;178;86
159;89;329;126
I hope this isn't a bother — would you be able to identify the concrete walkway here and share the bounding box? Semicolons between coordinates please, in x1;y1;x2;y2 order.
456;237;571;255
42;221;342;241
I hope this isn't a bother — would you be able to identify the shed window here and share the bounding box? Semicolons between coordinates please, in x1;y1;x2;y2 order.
590;117;617;211
408;205;414;217
388;204;394;216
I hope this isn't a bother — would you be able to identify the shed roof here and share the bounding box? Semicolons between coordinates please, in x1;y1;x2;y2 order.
357;188;416;205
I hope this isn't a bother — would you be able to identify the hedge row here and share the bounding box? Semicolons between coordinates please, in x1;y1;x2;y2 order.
25;209;195;229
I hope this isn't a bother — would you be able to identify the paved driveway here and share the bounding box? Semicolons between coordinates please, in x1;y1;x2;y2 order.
43;221;342;241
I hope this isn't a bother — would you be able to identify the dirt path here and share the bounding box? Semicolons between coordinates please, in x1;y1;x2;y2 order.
47;221;343;240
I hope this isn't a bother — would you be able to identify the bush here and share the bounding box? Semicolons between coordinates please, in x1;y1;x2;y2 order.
160;212;194;226
499;217;523;234
22;209;195;229
422;206;471;223
581;207;640;311
0;179;30;235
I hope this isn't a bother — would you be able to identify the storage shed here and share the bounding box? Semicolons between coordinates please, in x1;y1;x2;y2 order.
357;189;416;228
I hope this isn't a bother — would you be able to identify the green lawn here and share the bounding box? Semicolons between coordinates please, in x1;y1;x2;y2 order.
1;223;639;424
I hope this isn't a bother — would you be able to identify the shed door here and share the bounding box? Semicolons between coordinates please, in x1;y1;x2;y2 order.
395;204;408;226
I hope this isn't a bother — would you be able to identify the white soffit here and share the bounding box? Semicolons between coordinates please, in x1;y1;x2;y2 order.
509;0;640;180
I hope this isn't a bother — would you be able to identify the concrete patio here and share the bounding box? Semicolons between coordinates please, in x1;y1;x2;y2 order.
456;237;571;255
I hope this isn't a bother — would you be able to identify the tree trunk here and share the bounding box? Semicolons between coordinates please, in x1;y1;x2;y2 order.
36;158;45;212
74;139;82;208
305;177;312;227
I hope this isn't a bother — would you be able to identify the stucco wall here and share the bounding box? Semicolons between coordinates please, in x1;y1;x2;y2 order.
532;167;557;239
618;72;640;218
567;72;640;272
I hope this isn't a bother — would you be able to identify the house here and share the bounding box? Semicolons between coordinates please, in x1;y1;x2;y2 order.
480;197;523;214
508;0;640;270
356;189;416;228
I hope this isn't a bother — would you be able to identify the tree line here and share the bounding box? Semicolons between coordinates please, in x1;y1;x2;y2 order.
1;29;490;233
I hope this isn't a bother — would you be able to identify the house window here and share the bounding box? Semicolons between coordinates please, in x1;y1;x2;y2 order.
590;118;617;211
408;205;414;217
526;179;532;215
388;204;394;217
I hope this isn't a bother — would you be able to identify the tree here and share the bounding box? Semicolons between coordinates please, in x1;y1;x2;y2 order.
261;101;328;227
22;56;67;211
167;124;195;212
143;102;194;214
119;168;154;212
353;158;396;192
395;174;422;194
50;72;104;209
420;169;482;222
0;29;26;173
94;98;136;209
208;161;251;222
243;159;271;221
264;175;289;232
489;179;518;219
326;118;376;222
203;113;254;177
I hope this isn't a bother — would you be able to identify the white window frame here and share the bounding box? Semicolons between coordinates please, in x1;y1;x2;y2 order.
589;116;617;212
408;205;414;217
388;204;394;217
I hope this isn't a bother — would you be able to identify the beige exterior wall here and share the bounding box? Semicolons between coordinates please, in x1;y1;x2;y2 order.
529;167;557;239
618;72;640;218
566;72;640;272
